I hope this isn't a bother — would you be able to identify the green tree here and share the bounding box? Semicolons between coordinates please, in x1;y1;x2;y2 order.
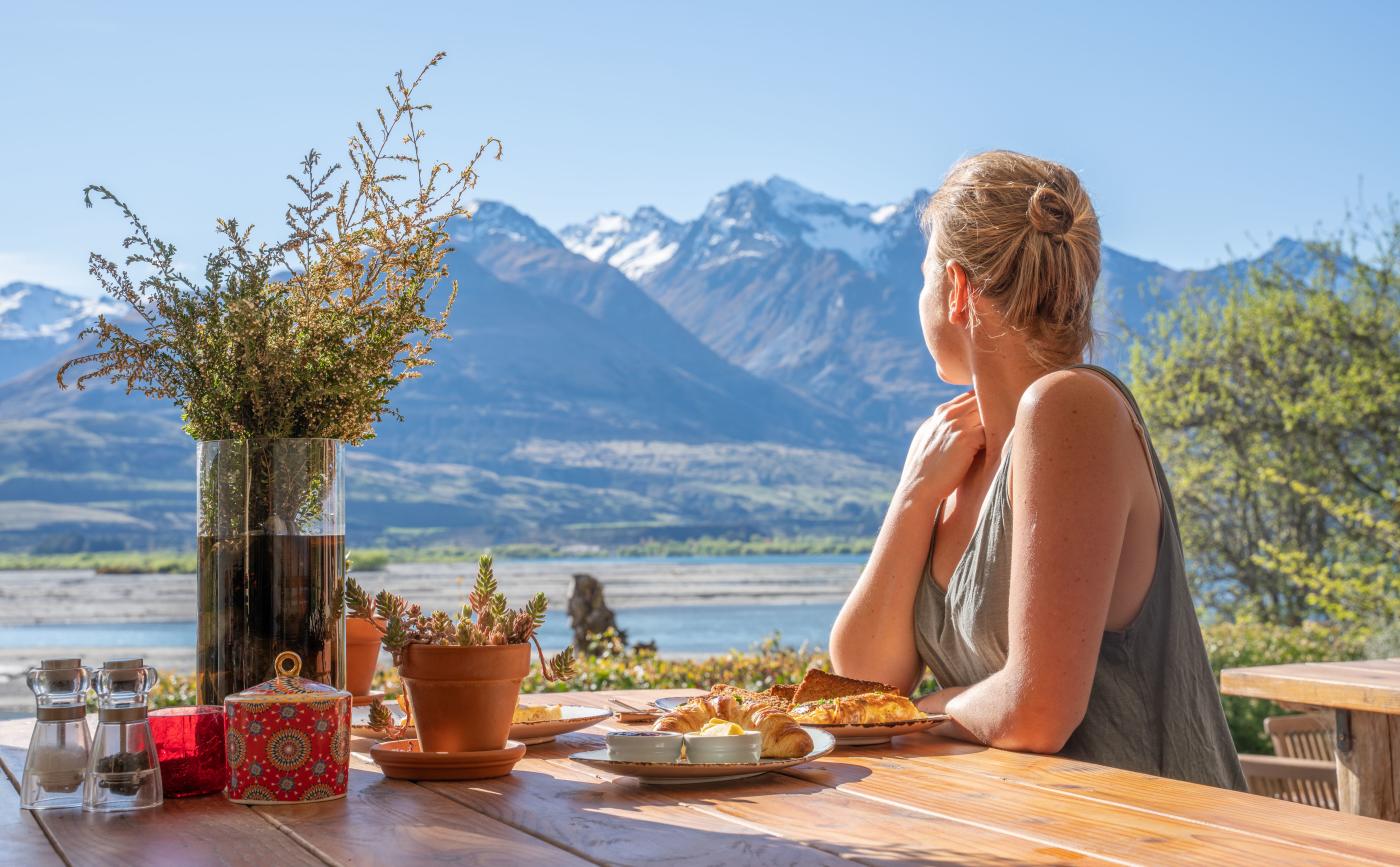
1130;221;1400;627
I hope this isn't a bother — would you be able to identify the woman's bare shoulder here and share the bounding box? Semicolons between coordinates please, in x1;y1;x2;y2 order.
1014;368;1137;457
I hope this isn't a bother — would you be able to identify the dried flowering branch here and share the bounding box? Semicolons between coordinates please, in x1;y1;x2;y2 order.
346;554;577;681
57;52;499;445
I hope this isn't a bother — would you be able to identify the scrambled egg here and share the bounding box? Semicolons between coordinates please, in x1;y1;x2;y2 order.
512;704;563;723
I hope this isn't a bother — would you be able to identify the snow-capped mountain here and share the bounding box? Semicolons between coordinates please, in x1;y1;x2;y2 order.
455;200;564;249
0;283;125;382
0;179;1320;549
561;177;925;280
0;282;121;340
561;177;944;429
557;206;681;281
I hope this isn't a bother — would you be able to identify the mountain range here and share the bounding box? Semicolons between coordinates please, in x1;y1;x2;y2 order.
0;177;1308;551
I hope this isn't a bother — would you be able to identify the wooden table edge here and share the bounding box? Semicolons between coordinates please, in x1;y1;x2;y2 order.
1220;666;1400;715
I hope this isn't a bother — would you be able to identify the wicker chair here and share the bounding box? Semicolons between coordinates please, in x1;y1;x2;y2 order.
1240;714;1339;810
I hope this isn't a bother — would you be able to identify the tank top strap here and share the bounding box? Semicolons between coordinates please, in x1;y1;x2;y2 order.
1064;363;1164;504
1065;363;1150;426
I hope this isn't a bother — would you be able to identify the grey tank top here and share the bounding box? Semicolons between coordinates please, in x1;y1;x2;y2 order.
913;364;1246;791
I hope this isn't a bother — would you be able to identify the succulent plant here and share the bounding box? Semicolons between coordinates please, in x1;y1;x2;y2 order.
346;553;576;681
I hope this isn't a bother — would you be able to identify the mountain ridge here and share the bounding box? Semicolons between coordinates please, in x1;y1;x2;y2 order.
0;177;1316;550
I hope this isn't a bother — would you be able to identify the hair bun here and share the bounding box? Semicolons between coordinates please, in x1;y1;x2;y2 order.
1027;185;1074;236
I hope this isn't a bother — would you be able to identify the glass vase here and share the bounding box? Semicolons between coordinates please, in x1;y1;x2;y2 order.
196;439;345;704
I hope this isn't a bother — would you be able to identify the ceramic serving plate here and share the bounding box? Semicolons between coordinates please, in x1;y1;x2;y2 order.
510;706;613;745
651;694;705;713
650;696;945;745
569;727;835;785
805;715;948;746
352;703;611;744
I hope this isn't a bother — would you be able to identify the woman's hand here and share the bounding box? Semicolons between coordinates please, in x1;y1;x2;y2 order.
898;391;986;505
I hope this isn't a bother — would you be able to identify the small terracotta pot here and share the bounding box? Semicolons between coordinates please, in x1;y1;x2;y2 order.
399;643;531;753
345;616;385;697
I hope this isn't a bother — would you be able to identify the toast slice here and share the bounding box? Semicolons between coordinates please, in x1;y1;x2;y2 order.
766;683;798;703
791;668;899;704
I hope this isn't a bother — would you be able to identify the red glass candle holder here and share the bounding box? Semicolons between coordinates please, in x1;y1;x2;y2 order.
150;706;227;797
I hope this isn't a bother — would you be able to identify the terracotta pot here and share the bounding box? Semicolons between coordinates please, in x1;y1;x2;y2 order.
399;643;530;753
344;617;385;697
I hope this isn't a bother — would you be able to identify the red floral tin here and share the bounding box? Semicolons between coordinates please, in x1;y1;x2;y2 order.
224;651;351;805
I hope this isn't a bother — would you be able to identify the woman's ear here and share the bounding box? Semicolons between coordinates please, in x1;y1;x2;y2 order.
944;261;971;327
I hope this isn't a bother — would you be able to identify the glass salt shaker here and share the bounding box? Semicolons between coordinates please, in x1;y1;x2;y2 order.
84;657;162;812
21;658;91;810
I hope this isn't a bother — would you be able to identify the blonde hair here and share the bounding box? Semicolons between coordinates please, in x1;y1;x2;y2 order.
920;150;1101;367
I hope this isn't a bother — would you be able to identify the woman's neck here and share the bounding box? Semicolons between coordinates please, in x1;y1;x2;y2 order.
970;349;1073;461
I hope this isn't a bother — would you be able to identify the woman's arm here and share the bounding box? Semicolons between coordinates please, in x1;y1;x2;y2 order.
943;372;1136;752
830;391;983;694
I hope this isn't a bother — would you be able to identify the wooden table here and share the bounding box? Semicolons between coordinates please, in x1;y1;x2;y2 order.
1222;658;1400;822
5;689;1400;866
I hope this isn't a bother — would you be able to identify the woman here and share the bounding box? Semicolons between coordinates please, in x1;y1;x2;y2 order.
829;151;1245;790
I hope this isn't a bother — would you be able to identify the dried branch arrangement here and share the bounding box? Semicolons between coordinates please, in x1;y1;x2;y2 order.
58;52;497;444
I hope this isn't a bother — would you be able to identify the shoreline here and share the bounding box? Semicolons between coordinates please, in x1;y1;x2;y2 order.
0;556;858;714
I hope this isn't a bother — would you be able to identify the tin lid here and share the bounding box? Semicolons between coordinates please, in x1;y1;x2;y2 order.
39;658;82;670
103;657;145;670
225;652;349;704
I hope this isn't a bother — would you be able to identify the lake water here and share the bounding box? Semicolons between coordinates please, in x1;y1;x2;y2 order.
0;555;864;715
0;602;843;656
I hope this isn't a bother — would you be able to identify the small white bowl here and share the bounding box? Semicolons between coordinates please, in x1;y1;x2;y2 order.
683;730;762;764
606;731;683;762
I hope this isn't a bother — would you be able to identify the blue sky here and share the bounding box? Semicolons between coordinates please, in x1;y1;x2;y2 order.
2;1;1397;295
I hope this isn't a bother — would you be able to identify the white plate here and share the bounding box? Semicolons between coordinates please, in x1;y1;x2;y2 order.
510;706;613;745
651;694;706;713
650;695;945;746
351;704;613;745
569;727;835;785
802;715;947;746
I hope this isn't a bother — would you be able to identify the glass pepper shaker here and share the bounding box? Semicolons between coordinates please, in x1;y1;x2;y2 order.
21;658;91;810
84;657;162;812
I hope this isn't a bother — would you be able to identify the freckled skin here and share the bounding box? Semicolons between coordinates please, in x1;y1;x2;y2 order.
829;232;1161;755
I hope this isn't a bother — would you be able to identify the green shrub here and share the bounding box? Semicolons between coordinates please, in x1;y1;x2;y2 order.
347;549;391;571
144;621;1366;757
520;631;830;694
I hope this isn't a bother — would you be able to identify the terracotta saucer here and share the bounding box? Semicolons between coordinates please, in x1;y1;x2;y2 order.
369;739;526;780
350;690;385;707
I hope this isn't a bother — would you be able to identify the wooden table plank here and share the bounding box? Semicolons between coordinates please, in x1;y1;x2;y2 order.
0;746;67;866
888;734;1400;860
783;750;1373;866
569;691;1400;857
267;754;590;867
0;722;331;867
8;688;1400;865
545;732;1106;865
542;692;1394;864
423;748;851;867
1;743;327;867
1221;660;1400;714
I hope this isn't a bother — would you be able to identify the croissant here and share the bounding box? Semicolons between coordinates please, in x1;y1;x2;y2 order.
654;695;813;759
